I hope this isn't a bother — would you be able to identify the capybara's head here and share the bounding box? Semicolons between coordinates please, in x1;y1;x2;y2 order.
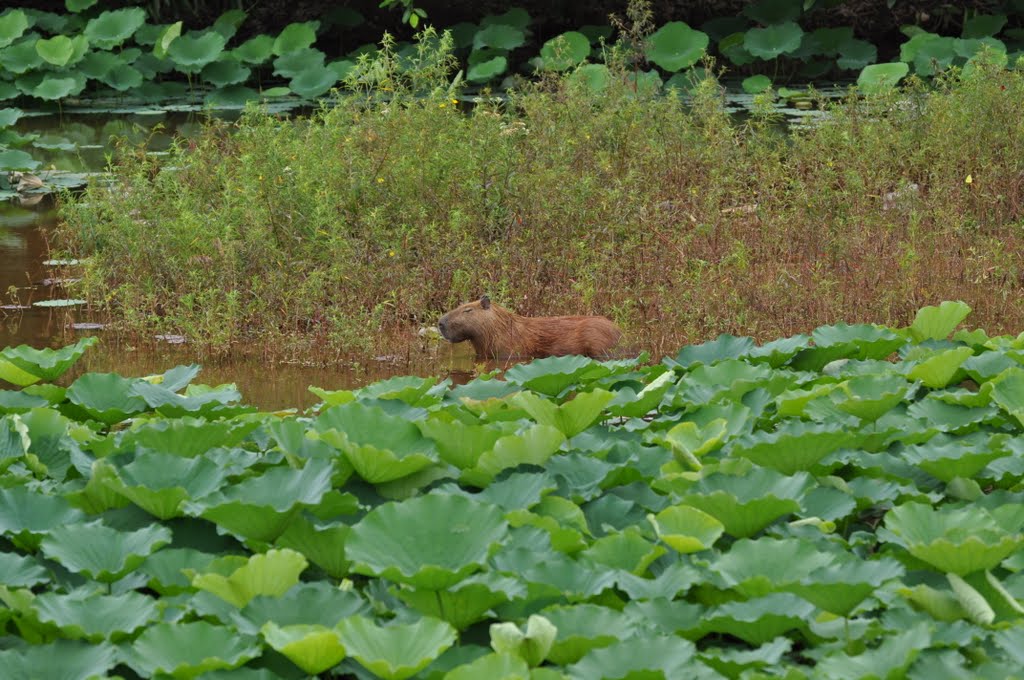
438;295;496;343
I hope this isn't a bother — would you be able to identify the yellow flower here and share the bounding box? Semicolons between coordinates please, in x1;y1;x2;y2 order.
965;174;973;184
388;250;395;257
451;98;458;104
377;177;384;183
439;103;446;108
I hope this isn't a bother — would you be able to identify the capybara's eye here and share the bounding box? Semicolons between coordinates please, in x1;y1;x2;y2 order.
463;308;472;313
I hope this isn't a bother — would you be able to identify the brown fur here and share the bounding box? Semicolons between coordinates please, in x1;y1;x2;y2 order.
438;296;622;359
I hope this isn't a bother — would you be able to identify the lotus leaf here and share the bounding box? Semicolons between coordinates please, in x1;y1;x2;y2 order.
492;548;618;600
0;148;39;171
700;593;814;644
130;380;248;418
290;65;339;98
667;334;756;369
505;355;616;396
837;38;878;70
538;31;590;71
418;416;516;468
397;572;525;629
569;63;611;94
275;515;351;577
646;22;709;72
233;34;274;63
0;389;47;416
0;639;117;680
192;548;307;608
726;421;857;474
0;10;28;50
816;623;930;680
168;31;227;73
615;560;699;600
466;424;565;486
881;502;1024;575
34;35;74;67
99;452;227;518
336;615;457;680
203;58;251;87
908;301;972;343
18;406;81;481
261;622;347;674
580;526;666;574
832;374;913;422
512;388;613;437
0;336;97;386
742;74;772;93
83;8;145;49
273;47;325;78
65;372;148;425
745;21;804;59
699;636;792;678
348;493;507;589
232;581;367;636
678;467;811;537
989;368;1024;426
41;519;171;581
567;635;710;679
444;652;529;680
654;418;729;469
33;588;160;641
858;62;911;93
273;22;319;55
1;37;44;75
139;547;218;595
649;505;724;553
606;369;673;417
0;485;85;544
125;620;261;679
900;433;1008;482
0;550;49;588
103;416;259;458
0;414;29;471
473;24;526;51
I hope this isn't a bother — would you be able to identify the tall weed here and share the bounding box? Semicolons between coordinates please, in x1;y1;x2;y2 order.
57;37;1024;359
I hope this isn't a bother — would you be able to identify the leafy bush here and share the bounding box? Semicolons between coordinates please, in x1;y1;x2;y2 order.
1;303;1023;677
55;36;1024;358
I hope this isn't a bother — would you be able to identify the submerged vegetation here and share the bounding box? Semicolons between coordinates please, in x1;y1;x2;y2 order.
57;35;1024;359
1;303;1024;677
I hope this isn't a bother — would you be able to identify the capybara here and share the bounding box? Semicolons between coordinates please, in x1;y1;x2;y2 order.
438;295;621;359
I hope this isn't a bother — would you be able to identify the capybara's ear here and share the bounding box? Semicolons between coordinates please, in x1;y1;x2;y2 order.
480;295;490;309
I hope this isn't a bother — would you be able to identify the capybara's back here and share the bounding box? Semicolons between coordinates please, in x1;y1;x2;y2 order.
438;295;621;359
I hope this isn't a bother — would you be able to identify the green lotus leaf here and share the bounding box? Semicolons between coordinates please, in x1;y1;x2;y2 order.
492;547;617;599
742;74;772;93
336;615;457;680
989;368;1024;426
0;414;29;471
905;346;974;388
474;24;526;51
83;8;145;50
481;7;531;29
315;402;437;483
504;355;611;396
615;561;699;600
678;467;811;537
815;623;930;680
100;64;143;91
192;548;308;608
568;62;611;94
909;301;972;342
567;635;705;680
125;620;261;679
18;406;79;481
129;380;248;418
699;637;793;678
202;58;251;87
791;323;905;371
348;493;507;589
653;418;729;469
881;502;1024;575
66;372;148;425
233;34;274;63
835;38;877;70
906;398;996;434
190;459;335;542
78;49;121;78
649;505;724;553
35;35;74;66
0;485;85;545
273;21;318;56
857;61;910;94
0;639;117;680
275;516;351;578
900;433;1007;482
273;47;325;78
745;21;804;59
0;10;28;50
33;588;160;641
715;537;835;598
540;31;591;71
512;388;613;438
0;551;49;587
832;374;912;422
262;622;347;675
646;22;709;72
152;20;182;59
0;106;22;127
168;31;227;73
40;519;171;582
606;369;673;417
0;337;97;386
508;495;586;553
395;571;522;630
911;36;957;75
103;416;260;458
139;547;218;595
784;557;905;616
1;37;44;75
680;359;782;403
581;526;665;574
467;55;508;83
232;581;367;635
0;148;39;171
417;417;516;468
963;350;1015;382
538;604;634;665
700;593;814;644
466;424;566;487
667;334;755;369
204;85;260;108
211;8;247;39
726;421;857;474
445;652;529;680
775;382;839;417
100;452;228;519
290;65;339;98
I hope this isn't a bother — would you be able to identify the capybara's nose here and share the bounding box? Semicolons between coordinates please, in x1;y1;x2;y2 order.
438;318;447;335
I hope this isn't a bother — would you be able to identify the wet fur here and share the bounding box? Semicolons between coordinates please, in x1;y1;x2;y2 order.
438;296;621;359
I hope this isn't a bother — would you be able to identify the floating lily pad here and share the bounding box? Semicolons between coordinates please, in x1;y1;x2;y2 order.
646;22;709;71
